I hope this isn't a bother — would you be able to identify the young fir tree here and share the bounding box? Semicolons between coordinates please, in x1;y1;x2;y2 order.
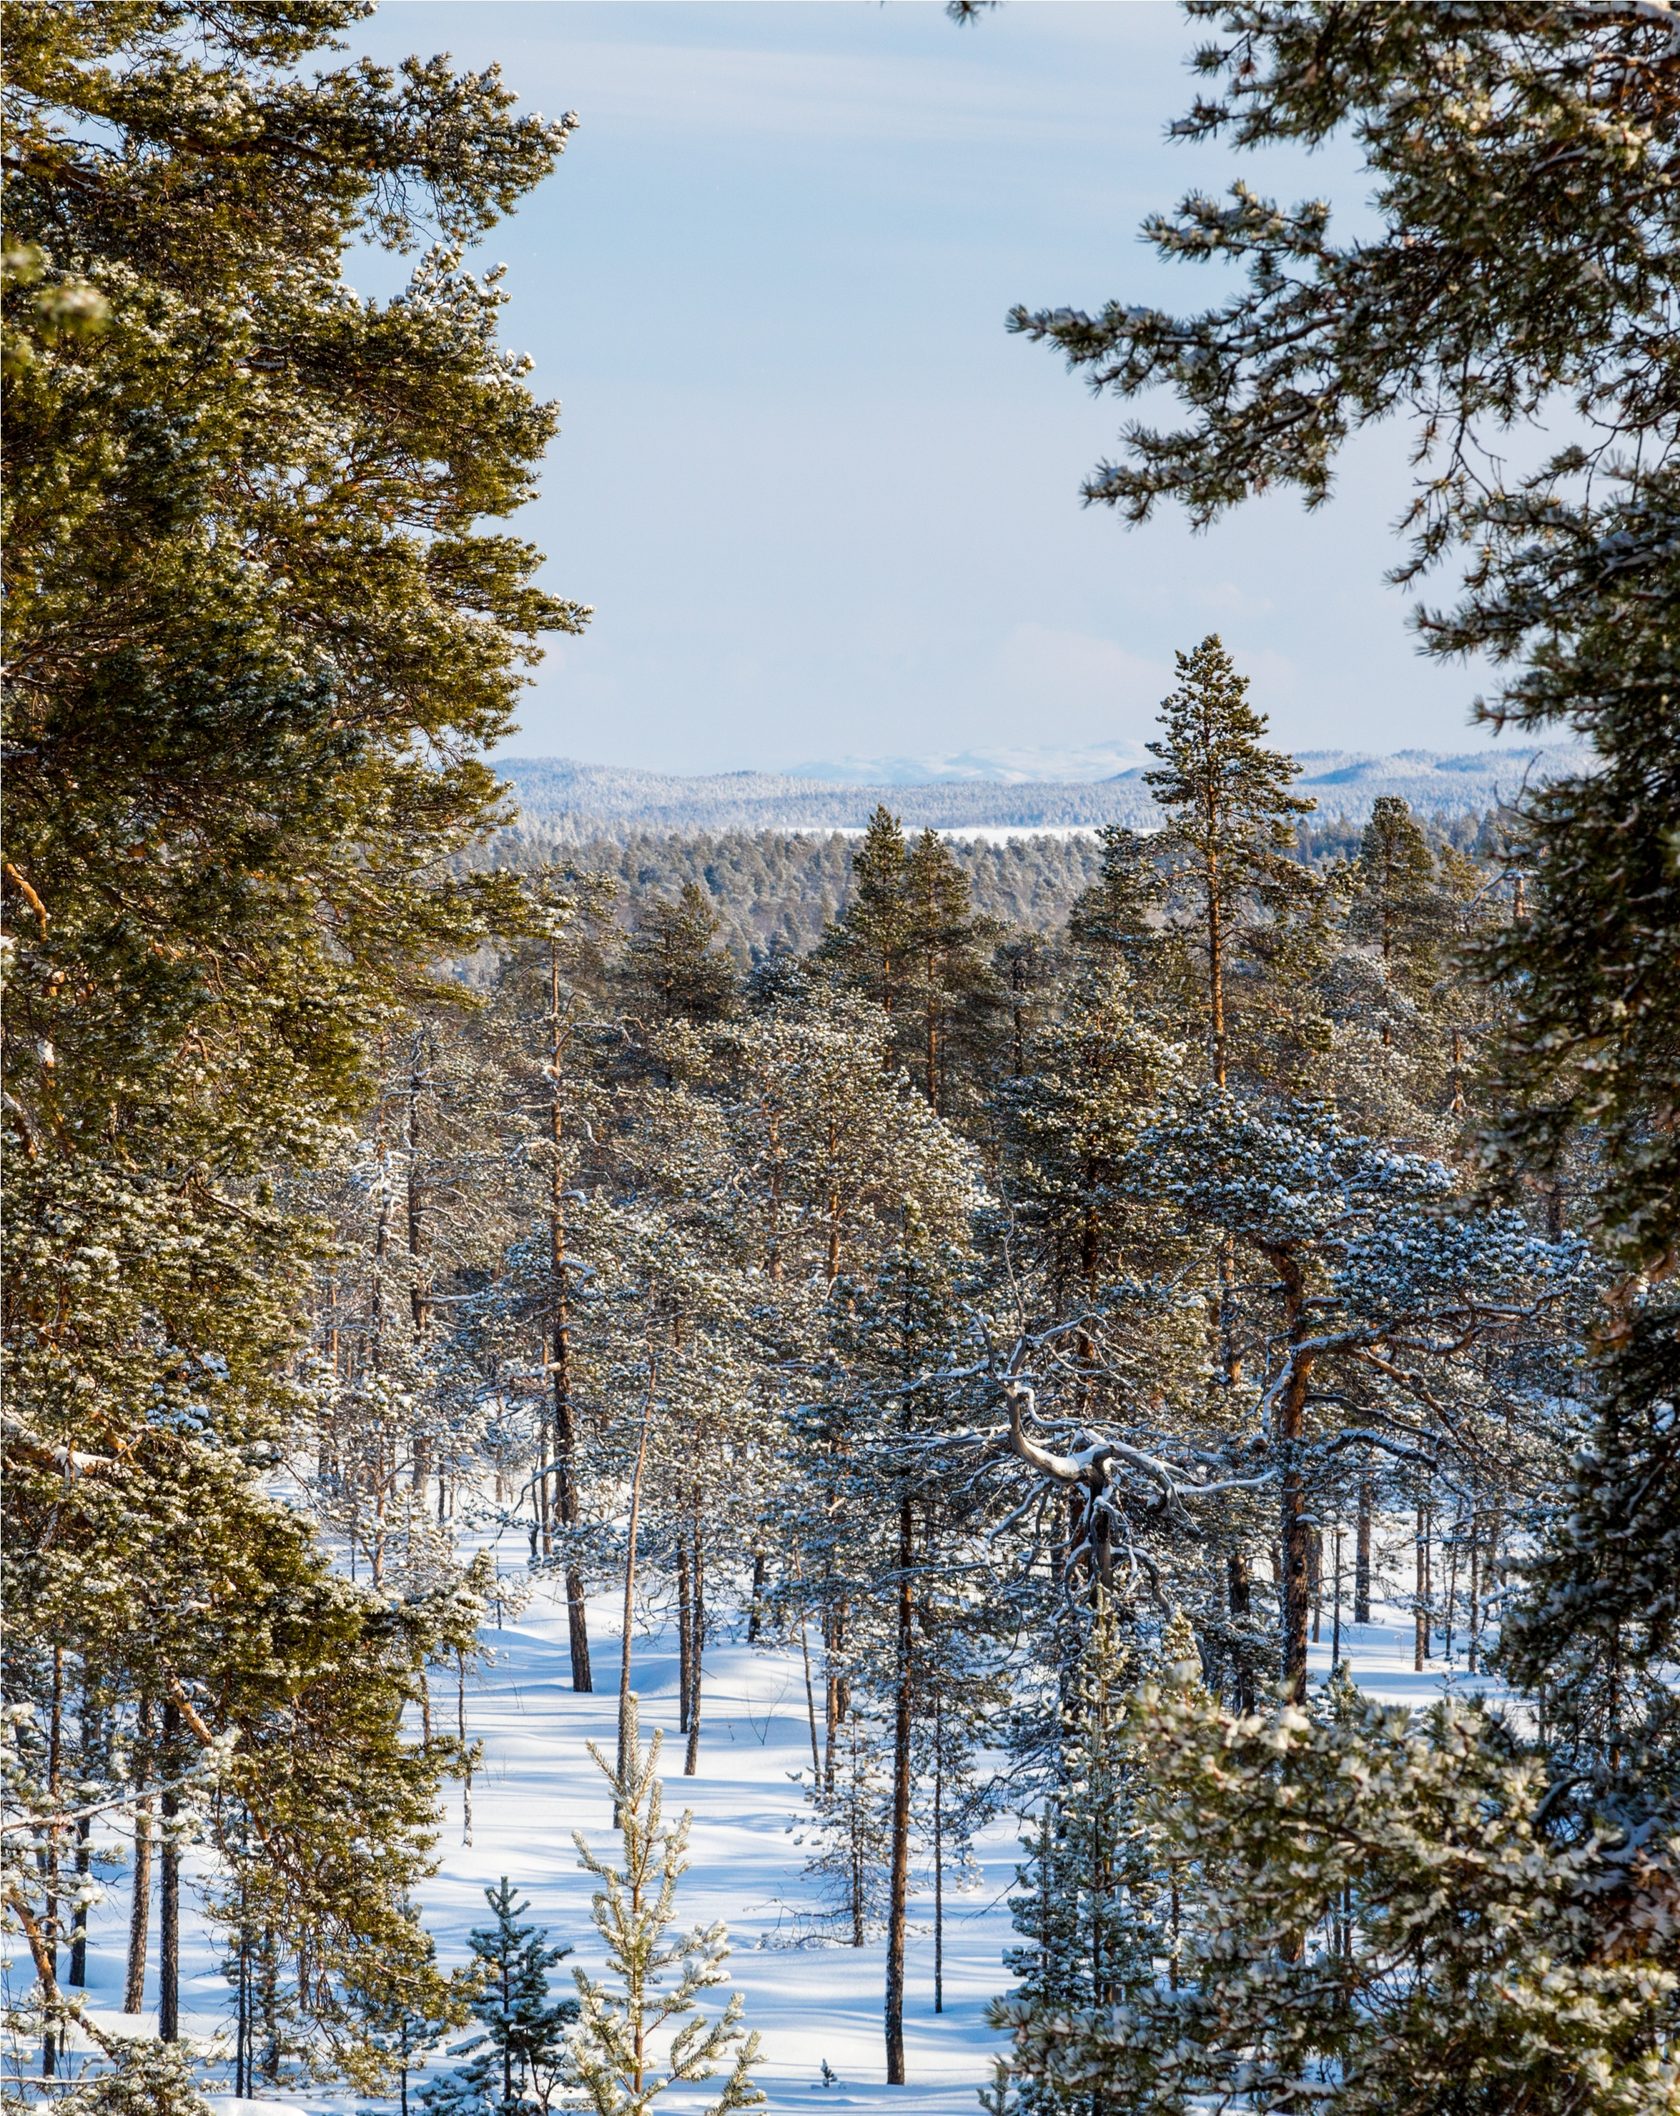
993;1601;1181;2116
795;1711;896;1948
423;1879;577;2116
570;1701;762;2116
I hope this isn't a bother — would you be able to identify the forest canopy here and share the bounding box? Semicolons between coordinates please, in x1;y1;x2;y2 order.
2;2;1677;2110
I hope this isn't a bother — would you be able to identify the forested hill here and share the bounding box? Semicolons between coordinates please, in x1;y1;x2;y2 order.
474;809;1497;968
495;743;1590;839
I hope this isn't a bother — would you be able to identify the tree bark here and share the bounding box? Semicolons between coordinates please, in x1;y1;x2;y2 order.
549;940;593;1691
1414;1501;1431;1671
159;1700;181;2042
932;1694;944;2017
746;1547;767;1643
1226;1551;1254;1713
1354;1473;1374;1625
615;1376;654;1819
407;1031;432;1499
1269;1258;1314;1700
124;1701;154;2014
884;1498;914;2085
1468;1509;1482;1675
683;1517;705;1777
68;1811;91;1988
43;1648;62;2077
676;1539;693;1736
458;1650;473;1846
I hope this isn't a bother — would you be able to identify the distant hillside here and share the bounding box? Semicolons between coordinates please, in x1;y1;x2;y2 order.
491;745;1590;843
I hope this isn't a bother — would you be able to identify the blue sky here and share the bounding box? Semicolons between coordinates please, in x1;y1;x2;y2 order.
351;3;1499;773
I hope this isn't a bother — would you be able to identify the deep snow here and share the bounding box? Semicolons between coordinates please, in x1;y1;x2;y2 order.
48;1526;1503;2115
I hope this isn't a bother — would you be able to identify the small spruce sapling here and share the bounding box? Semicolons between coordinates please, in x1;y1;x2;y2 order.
422;1879;576;2116
570;1699;762;2116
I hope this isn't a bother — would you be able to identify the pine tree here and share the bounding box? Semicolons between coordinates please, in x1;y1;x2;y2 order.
815;807;915;1018
569;1702;762;2116
1142;635;1319;1093
795;1711;895;1948
623;886;737;1027
901;829;1003;1115
423;1880;576;2116
1007;0;1680;1846
2;3;579;2083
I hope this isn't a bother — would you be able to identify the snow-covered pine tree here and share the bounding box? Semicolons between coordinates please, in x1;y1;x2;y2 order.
2;1;578;2082
795;1707;895;1949
901;827;1003;1117
813;807;916;1019
1009;0;1680;1929
622;884;738;1030
1137;1090;1586;1698
999;1670;1679;2114
570;1701;762;2116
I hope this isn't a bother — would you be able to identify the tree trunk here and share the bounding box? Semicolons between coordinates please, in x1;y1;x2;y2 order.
1273;1275;1314;1701
159;1700;181;2042
683;1518;705;1777
884;1498;914;2085
458;1651;473;1846
615;1380;653;1820
1414;1501;1431;1671
407;1032;432;1499
68;1811;91;1988
1354;1473;1373;1624
746;1547;767;1643
43;1648;62;2077
1206;831;1227;1091
260;1926;280;2082
124;1701;154;2014
549;939;593;1690
796;1580;822;1780
1226;1550;1254;1713
932;1695;944;2017
1468;1510;1482;1675
1443;1508;1463;1662
1330;1526;1344;1672
676;1539;693;1736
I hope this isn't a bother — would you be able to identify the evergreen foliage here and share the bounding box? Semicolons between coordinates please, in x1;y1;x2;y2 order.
1;0;579;2087
570;1702;762;2116
423;1879;576;2116
5;1;1677;2099
996;1670;1680;2114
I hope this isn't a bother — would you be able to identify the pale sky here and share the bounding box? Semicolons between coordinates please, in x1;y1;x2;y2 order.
350;3;1501;773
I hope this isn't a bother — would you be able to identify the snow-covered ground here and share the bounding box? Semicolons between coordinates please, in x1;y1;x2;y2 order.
54;1540;1502;2115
